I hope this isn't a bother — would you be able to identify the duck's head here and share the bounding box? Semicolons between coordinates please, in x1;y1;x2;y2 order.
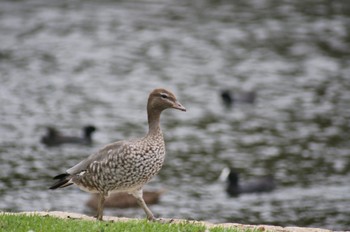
147;88;186;112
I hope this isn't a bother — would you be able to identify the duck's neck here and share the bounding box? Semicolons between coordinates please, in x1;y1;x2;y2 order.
147;109;162;137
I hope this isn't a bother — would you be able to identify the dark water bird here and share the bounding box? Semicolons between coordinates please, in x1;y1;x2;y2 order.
220;89;256;108
49;88;186;221
220;168;275;196
86;189;166;210
41;125;97;146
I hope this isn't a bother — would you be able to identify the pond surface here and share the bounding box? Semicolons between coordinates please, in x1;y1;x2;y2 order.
0;0;349;230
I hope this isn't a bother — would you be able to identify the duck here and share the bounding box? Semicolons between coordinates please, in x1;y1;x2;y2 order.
86;189;166;210
49;88;186;221
220;89;256;108
41;125;97;146
220;167;275;196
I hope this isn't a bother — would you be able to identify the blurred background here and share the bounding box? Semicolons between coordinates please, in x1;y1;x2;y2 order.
0;0;349;230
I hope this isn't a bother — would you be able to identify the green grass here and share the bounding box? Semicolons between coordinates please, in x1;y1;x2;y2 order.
0;214;255;232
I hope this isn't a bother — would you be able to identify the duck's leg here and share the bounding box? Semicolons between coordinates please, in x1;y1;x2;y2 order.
96;193;105;221
131;189;156;221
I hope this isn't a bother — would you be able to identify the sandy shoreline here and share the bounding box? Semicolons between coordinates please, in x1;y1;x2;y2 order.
2;211;333;232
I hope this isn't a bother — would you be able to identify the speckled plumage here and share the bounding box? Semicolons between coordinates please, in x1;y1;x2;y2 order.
72;130;165;193
49;88;186;221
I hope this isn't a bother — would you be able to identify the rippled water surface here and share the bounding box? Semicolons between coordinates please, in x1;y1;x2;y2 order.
1;0;350;230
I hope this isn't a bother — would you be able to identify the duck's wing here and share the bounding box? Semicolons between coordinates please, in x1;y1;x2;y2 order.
49;141;126;190
66;141;125;175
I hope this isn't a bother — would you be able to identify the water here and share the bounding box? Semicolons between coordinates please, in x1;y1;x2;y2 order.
0;0;350;230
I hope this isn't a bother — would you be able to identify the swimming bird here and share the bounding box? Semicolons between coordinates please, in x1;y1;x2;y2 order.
86;189;166;209
49;88;186;221
220;89;256;108
41;125;97;146
220;168;275;196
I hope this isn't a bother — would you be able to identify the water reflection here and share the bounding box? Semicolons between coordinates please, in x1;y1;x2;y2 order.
0;0;349;230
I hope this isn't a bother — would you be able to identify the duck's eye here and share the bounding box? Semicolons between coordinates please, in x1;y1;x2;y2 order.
160;93;168;99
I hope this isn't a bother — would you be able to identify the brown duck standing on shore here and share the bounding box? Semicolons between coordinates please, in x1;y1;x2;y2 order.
49;88;186;221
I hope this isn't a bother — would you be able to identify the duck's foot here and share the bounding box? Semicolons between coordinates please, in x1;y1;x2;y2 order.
94;215;103;221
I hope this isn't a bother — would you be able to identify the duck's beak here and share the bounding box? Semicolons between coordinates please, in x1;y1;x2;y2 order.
173;101;186;112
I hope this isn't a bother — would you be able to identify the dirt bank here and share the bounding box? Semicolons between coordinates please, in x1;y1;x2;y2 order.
4;211;333;232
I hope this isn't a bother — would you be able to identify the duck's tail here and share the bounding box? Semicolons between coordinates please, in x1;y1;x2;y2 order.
49;173;73;190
